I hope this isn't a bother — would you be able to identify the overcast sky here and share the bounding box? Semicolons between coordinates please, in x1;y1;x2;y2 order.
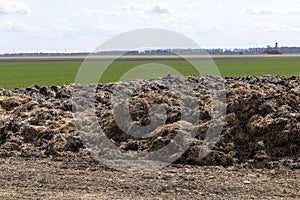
1;0;300;53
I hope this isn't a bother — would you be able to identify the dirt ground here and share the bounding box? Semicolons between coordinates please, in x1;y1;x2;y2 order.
0;157;299;200
0;75;300;199
2;55;300;62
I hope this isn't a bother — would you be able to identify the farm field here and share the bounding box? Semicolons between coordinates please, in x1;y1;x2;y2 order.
0;56;300;89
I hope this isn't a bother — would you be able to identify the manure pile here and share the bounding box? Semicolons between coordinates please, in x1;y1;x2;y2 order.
0;75;299;169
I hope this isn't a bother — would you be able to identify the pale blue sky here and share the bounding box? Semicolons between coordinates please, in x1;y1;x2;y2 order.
1;0;300;53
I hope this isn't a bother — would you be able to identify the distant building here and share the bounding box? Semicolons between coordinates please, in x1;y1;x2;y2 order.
263;43;282;54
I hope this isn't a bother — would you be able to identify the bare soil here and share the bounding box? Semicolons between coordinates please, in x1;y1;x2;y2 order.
0;157;299;200
0;75;300;199
1;55;300;62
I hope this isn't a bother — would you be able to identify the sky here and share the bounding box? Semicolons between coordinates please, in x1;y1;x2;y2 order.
1;0;300;53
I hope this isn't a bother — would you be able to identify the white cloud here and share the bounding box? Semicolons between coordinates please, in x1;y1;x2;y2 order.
124;4;144;12
180;3;201;11
251;24;299;32
181;4;194;10
257;25;285;32
244;3;300;16
108;11;119;16
48;13;112;39
0;0;31;15
206;24;222;32
82;8;102;17
161;18;182;31
287;10;300;15
150;4;170;14
244;7;275;15
0;21;28;32
51;24;73;34
217;3;223;9
272;2;300;15
124;3;171;15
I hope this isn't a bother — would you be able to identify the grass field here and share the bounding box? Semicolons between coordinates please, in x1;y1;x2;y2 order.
1;58;300;89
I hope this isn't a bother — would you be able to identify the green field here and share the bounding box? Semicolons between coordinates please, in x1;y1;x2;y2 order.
1;58;300;89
